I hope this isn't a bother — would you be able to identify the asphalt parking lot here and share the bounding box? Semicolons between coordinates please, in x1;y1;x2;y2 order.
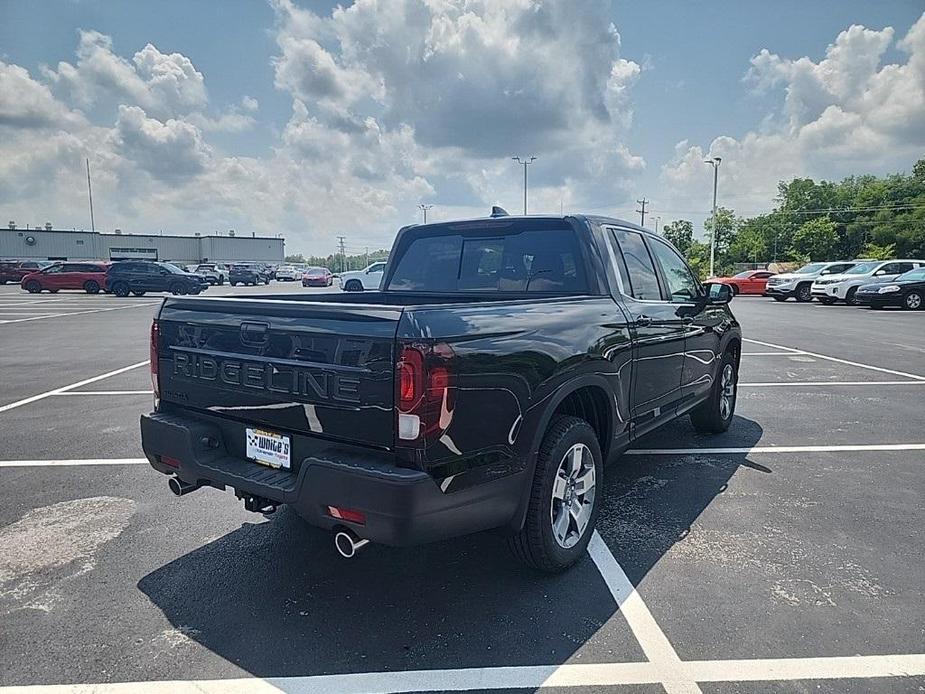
0;285;923;694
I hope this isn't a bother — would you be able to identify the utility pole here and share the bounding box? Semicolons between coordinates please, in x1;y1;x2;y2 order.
636;197;648;227
512;156;536;214
704;156;722;277
654;216;661;233
86;158;95;232
365;246;369;268
418;203;433;224
337;236;346;273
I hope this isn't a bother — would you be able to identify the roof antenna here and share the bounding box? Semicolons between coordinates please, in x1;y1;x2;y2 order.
490;205;509;218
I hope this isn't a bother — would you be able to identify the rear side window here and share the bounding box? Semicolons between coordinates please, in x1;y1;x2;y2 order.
610;229;661;300
386;228;587;293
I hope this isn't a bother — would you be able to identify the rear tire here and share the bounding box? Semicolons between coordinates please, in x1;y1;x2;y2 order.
772;296;786;302
131;290;146;297
507;415;601;573
111;281;130;298
690;349;738;434
230;281;237;286
845;287;859;306
903;291;923;311
25;280;41;294
84;280;100;294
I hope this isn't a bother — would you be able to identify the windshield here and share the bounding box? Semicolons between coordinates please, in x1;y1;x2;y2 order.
733;271;753;278
306;267;325;274
843;262;879;274
163;263;186;274
896;268;925;282
386;225;588;293
795;263;826;274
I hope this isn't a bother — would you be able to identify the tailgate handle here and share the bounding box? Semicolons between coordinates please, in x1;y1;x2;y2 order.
240;321;269;346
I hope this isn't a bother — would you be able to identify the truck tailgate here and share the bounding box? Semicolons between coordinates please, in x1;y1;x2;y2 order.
156;297;400;448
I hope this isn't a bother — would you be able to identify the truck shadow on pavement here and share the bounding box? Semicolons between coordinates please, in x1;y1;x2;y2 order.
138;414;764;678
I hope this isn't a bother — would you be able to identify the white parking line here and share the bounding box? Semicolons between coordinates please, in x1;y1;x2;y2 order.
627;443;925;455
741;380;925;387
56;390;153;396
744;338;925;381
0;361;149;414
0;654;921;692
588;532;702;693
0;304;157;324
741;351;807;356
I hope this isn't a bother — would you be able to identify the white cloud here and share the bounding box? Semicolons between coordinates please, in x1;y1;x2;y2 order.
660;13;925;224
3;3;647;250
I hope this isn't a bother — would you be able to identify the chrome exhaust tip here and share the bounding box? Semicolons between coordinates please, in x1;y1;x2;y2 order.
168;477;201;497
334;529;369;558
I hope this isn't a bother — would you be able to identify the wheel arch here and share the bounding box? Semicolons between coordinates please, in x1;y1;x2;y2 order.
508;374;618;533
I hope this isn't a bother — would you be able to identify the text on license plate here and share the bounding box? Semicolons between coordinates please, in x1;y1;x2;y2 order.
245;428;291;469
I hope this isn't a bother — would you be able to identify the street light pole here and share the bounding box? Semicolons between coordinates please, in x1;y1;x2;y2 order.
418;203;433;224
704;156;722;277
512;156;536;214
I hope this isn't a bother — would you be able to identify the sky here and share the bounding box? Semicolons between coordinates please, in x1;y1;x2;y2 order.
1;0;923;256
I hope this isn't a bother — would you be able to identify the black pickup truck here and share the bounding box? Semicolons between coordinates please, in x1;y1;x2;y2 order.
141;212;740;571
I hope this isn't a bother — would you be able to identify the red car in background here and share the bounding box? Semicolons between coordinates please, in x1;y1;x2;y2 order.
21;262;110;294
302;266;334;287
707;269;775;295
0;260;54;284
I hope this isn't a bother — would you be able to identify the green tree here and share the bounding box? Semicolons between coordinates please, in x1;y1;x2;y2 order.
861;242;896;260
661;220;693;255
790;217;838;260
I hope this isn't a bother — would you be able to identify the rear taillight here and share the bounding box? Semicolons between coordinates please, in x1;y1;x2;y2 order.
150;321;160;404
396;342;455;445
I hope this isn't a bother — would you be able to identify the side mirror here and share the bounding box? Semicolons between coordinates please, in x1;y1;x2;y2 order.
704;282;733;304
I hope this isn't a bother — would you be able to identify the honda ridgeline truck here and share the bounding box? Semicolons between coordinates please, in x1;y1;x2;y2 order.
141;211;741;571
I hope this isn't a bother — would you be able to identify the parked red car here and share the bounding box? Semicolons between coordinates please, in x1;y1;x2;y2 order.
707;269;774;295
21;262;110;294
302;266;334;287
0;260;54;284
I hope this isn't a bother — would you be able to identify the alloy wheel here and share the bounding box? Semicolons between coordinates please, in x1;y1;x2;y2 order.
549;443;596;549
719;363;736;420
905;292;922;310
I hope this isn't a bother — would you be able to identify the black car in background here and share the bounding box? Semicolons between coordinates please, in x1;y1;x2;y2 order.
106;261;209;297
229;264;271;286
855;267;925;310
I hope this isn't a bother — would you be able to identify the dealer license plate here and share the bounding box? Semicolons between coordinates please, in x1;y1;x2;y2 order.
245;428;291;469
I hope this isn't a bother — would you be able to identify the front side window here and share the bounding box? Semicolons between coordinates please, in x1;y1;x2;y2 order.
648;239;701;302
367;263;386;274
611;229;661;300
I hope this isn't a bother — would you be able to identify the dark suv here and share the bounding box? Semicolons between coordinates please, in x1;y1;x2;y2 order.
106;261;209;297
229;264;271;286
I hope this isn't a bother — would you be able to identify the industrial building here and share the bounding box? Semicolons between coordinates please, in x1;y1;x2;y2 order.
0;227;285;264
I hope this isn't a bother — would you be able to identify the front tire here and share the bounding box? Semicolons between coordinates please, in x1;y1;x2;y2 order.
25;281;42;293
772;296;786;302
845;287;859;306
344;279;363;292
817;297;835;305
111;281;130;298
690;350;738;434
903;291;923;311
507;415;601;572
230;281;237;286
131;290;146;297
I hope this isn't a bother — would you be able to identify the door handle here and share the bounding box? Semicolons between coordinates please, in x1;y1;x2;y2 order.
635;315;652;327
681;316;694;325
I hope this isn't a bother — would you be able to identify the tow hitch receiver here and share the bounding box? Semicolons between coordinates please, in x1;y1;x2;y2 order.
236;490;278;514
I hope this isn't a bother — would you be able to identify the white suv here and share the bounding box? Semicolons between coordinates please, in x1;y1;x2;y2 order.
340;262;387;291
811;259;925;305
766;261;857;302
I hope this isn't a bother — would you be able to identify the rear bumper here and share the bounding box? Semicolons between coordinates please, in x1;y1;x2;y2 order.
141;411;524;546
